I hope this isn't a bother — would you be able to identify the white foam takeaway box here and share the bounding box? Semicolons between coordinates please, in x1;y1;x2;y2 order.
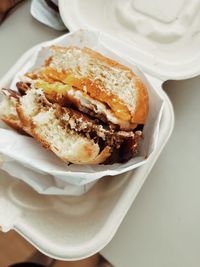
0;29;164;196
1;0;200;260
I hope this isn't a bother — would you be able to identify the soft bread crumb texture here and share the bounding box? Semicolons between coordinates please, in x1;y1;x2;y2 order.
32;109;100;163
47;46;149;124
18;89;105;164
0;96;18;120
0;95;27;134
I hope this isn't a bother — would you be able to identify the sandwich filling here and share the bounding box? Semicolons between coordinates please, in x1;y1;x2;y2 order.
0;88;142;164
17;80;136;130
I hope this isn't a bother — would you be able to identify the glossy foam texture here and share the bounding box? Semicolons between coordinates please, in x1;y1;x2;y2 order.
59;0;200;80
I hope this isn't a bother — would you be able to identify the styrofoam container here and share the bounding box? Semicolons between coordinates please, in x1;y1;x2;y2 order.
0;30;164;196
0;38;173;260
59;0;200;80
2;0;200;261
0;92;173;260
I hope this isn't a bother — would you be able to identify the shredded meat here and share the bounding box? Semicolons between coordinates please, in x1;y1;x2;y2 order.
16;82;31;95
54;104;142;164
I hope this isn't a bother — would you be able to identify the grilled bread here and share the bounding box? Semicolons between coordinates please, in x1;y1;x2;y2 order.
24;46;149;130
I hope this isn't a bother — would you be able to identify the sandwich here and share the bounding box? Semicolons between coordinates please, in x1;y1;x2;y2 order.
0;46;149;164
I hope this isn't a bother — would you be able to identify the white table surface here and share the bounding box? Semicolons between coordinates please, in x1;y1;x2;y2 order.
0;1;200;267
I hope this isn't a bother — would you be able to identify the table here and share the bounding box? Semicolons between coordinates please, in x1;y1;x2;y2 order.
0;1;200;267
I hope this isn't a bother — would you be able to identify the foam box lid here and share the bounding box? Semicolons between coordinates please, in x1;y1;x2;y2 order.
59;0;200;80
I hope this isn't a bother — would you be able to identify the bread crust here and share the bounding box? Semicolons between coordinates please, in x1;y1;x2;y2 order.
27;46;148;126
131;77;149;124
15;104;34;136
82;47;149;124
48;46;149;124
1;117;26;135
16;101;111;164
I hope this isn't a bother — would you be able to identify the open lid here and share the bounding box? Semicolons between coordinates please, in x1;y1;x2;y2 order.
59;0;200;81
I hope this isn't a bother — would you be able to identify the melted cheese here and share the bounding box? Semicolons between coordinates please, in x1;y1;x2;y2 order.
68;88;131;129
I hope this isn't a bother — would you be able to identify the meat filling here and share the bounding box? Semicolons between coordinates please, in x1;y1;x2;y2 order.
2;88;142;164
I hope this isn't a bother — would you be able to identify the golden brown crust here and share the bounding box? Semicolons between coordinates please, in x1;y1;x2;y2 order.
131;78;149;124
72;78;131;122
39;46;149;125
15;104;33;136
83;47;132;72
82;47;149;124
31;129;51;150
28;67;132;122
1;117;26;135
16;104;30;128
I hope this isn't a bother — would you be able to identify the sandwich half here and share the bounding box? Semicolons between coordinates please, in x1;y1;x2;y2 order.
0;46;148;164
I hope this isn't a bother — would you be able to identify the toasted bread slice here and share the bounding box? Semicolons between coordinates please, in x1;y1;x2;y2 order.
25;46;148;129
16;81;138;130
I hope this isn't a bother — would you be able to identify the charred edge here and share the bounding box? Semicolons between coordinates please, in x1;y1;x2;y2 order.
16;82;31;95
